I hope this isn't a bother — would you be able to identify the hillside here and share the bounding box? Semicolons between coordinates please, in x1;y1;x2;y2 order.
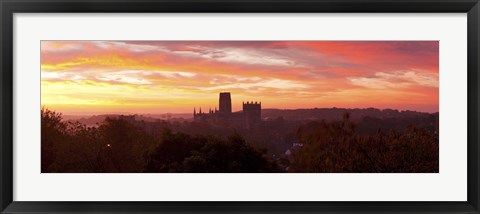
261;108;437;122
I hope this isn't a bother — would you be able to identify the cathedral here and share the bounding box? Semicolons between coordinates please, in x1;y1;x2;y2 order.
193;92;261;129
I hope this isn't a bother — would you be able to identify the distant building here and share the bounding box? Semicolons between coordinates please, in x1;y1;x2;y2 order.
243;101;261;129
193;92;262;129
219;92;232;114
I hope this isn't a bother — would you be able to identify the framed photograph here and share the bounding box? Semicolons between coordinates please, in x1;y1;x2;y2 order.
1;0;479;213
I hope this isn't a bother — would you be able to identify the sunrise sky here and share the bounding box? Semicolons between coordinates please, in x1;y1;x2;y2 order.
41;41;439;115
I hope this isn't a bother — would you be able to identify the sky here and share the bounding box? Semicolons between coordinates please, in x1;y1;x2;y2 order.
41;41;439;115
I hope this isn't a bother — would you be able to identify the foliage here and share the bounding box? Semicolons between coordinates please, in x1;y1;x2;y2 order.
41;108;278;173
144;130;279;172
289;113;439;173
41;109;438;173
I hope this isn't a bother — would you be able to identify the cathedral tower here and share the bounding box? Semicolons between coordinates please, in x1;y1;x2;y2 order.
219;92;232;114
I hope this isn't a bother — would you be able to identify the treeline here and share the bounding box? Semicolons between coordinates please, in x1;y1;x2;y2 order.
289;114;439;173
262;107;437;122
42;108;278;173
42;108;438;173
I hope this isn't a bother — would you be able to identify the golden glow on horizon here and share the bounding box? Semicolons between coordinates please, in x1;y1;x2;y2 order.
41;41;439;114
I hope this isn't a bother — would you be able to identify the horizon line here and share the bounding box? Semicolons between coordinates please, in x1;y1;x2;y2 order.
44;106;439;117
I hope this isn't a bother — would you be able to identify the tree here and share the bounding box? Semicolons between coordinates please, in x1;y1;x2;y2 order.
144;130;279;173
289;112;438;173
41;108;66;172
96;117;155;172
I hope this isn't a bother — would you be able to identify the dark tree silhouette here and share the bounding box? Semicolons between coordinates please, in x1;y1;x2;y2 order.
41;108;66;172
41;109;438;173
289;113;438;173
144;130;279;173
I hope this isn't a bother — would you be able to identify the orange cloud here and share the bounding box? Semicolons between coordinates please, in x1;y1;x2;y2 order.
41;41;439;115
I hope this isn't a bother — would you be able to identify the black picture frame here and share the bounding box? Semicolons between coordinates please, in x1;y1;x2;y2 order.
1;0;479;213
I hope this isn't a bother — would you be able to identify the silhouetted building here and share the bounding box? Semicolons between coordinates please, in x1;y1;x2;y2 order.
193;92;262;129
219;92;232;114
243;101;261;129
